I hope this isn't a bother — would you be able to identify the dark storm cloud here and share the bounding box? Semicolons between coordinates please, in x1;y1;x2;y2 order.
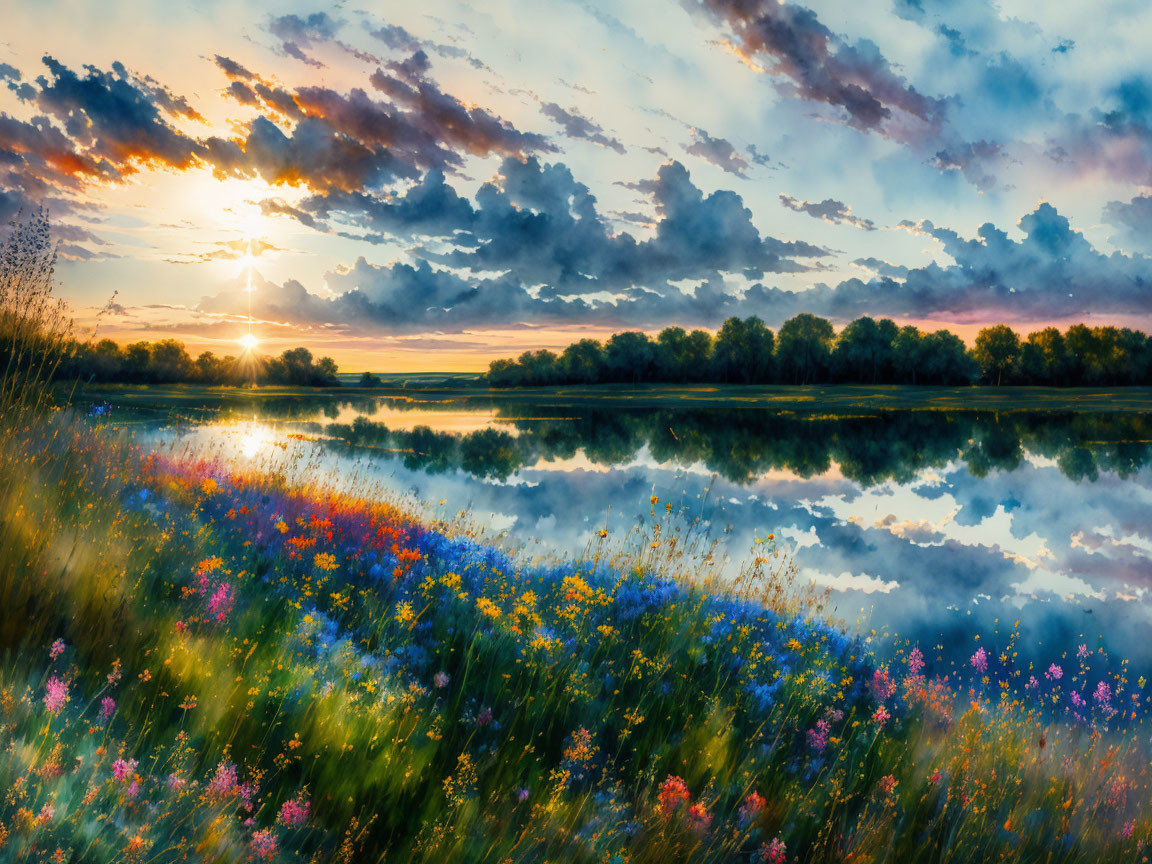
780;194;876;230
0;63;20;82
539;103;626;154
685;0;946;134
683;128;749;177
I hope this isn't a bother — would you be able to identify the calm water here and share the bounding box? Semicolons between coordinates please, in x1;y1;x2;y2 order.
94;389;1152;668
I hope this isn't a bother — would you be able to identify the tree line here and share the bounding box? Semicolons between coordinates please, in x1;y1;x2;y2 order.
325;406;1152;486
59;338;340;386
486;315;1152;387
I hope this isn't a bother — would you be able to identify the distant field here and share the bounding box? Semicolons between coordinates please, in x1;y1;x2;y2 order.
75;381;1152;413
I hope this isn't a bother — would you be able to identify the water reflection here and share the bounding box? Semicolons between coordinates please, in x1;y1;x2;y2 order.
103;391;1152;669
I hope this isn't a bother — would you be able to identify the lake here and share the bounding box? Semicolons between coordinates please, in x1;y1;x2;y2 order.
83;384;1152;670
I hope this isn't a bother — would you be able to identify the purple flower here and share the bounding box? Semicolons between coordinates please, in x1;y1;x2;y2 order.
434;672;450;689
1046;663;1063;681
1071;691;1085;708
518;788;530;803
49;639;66;660
970;647;988;674
44;676;69;713
1077;644;1090;659
99;696;116;721
1094;681;1112;705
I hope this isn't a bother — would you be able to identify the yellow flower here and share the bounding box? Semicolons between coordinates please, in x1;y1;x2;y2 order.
477;597;502;619
396;602;414;623
200;478;217;495
275;520;289;534
313;553;339;571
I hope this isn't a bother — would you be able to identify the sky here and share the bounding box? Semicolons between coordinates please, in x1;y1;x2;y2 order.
5;0;1152;371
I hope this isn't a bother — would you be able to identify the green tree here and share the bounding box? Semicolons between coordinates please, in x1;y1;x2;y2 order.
775;314;834;384
1020;328;1070;385
832;317;898;383
557;339;605;384
973;324;1021;385
604;331;655;384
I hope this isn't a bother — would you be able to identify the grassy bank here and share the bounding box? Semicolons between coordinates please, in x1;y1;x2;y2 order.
75;381;1152;416
0;415;1149;862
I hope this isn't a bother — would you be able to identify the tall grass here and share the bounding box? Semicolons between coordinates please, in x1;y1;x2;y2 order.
0;208;71;418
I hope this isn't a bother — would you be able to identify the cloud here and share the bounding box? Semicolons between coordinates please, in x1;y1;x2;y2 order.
0;63;20;82
204;52;553;193
769;202;1152;322
1104;194;1152;253
267;12;348;67
685;0;946;135
684;127;749;176
28;56;203;175
780;194;876;230
366;22;490;71
540;103;625;154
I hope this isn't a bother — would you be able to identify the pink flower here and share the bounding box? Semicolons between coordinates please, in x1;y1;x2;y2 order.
206;761;239;801
871;667;896;700
49;639;66;660
249;829;278;861
477;706;493;727
37;803;55;825
1046;663;1063;681
518;788;530;803
434;671;450;688
99;697;116;722
756;837;787;863
1077;644;1090;659
44;676;69;713
1122;820;1135;839
207;582;233;622
907;647;925;677
970;647;988;674
739;791;766;823
873;705;890;727
806;719;830;753
166;773;186;791
112;758;137;782
126;780;139;800
278;797;310;827
1094;681;1112;705
657;775;690;818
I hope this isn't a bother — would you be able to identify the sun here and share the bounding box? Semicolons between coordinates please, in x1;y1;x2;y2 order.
239;332;259;353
